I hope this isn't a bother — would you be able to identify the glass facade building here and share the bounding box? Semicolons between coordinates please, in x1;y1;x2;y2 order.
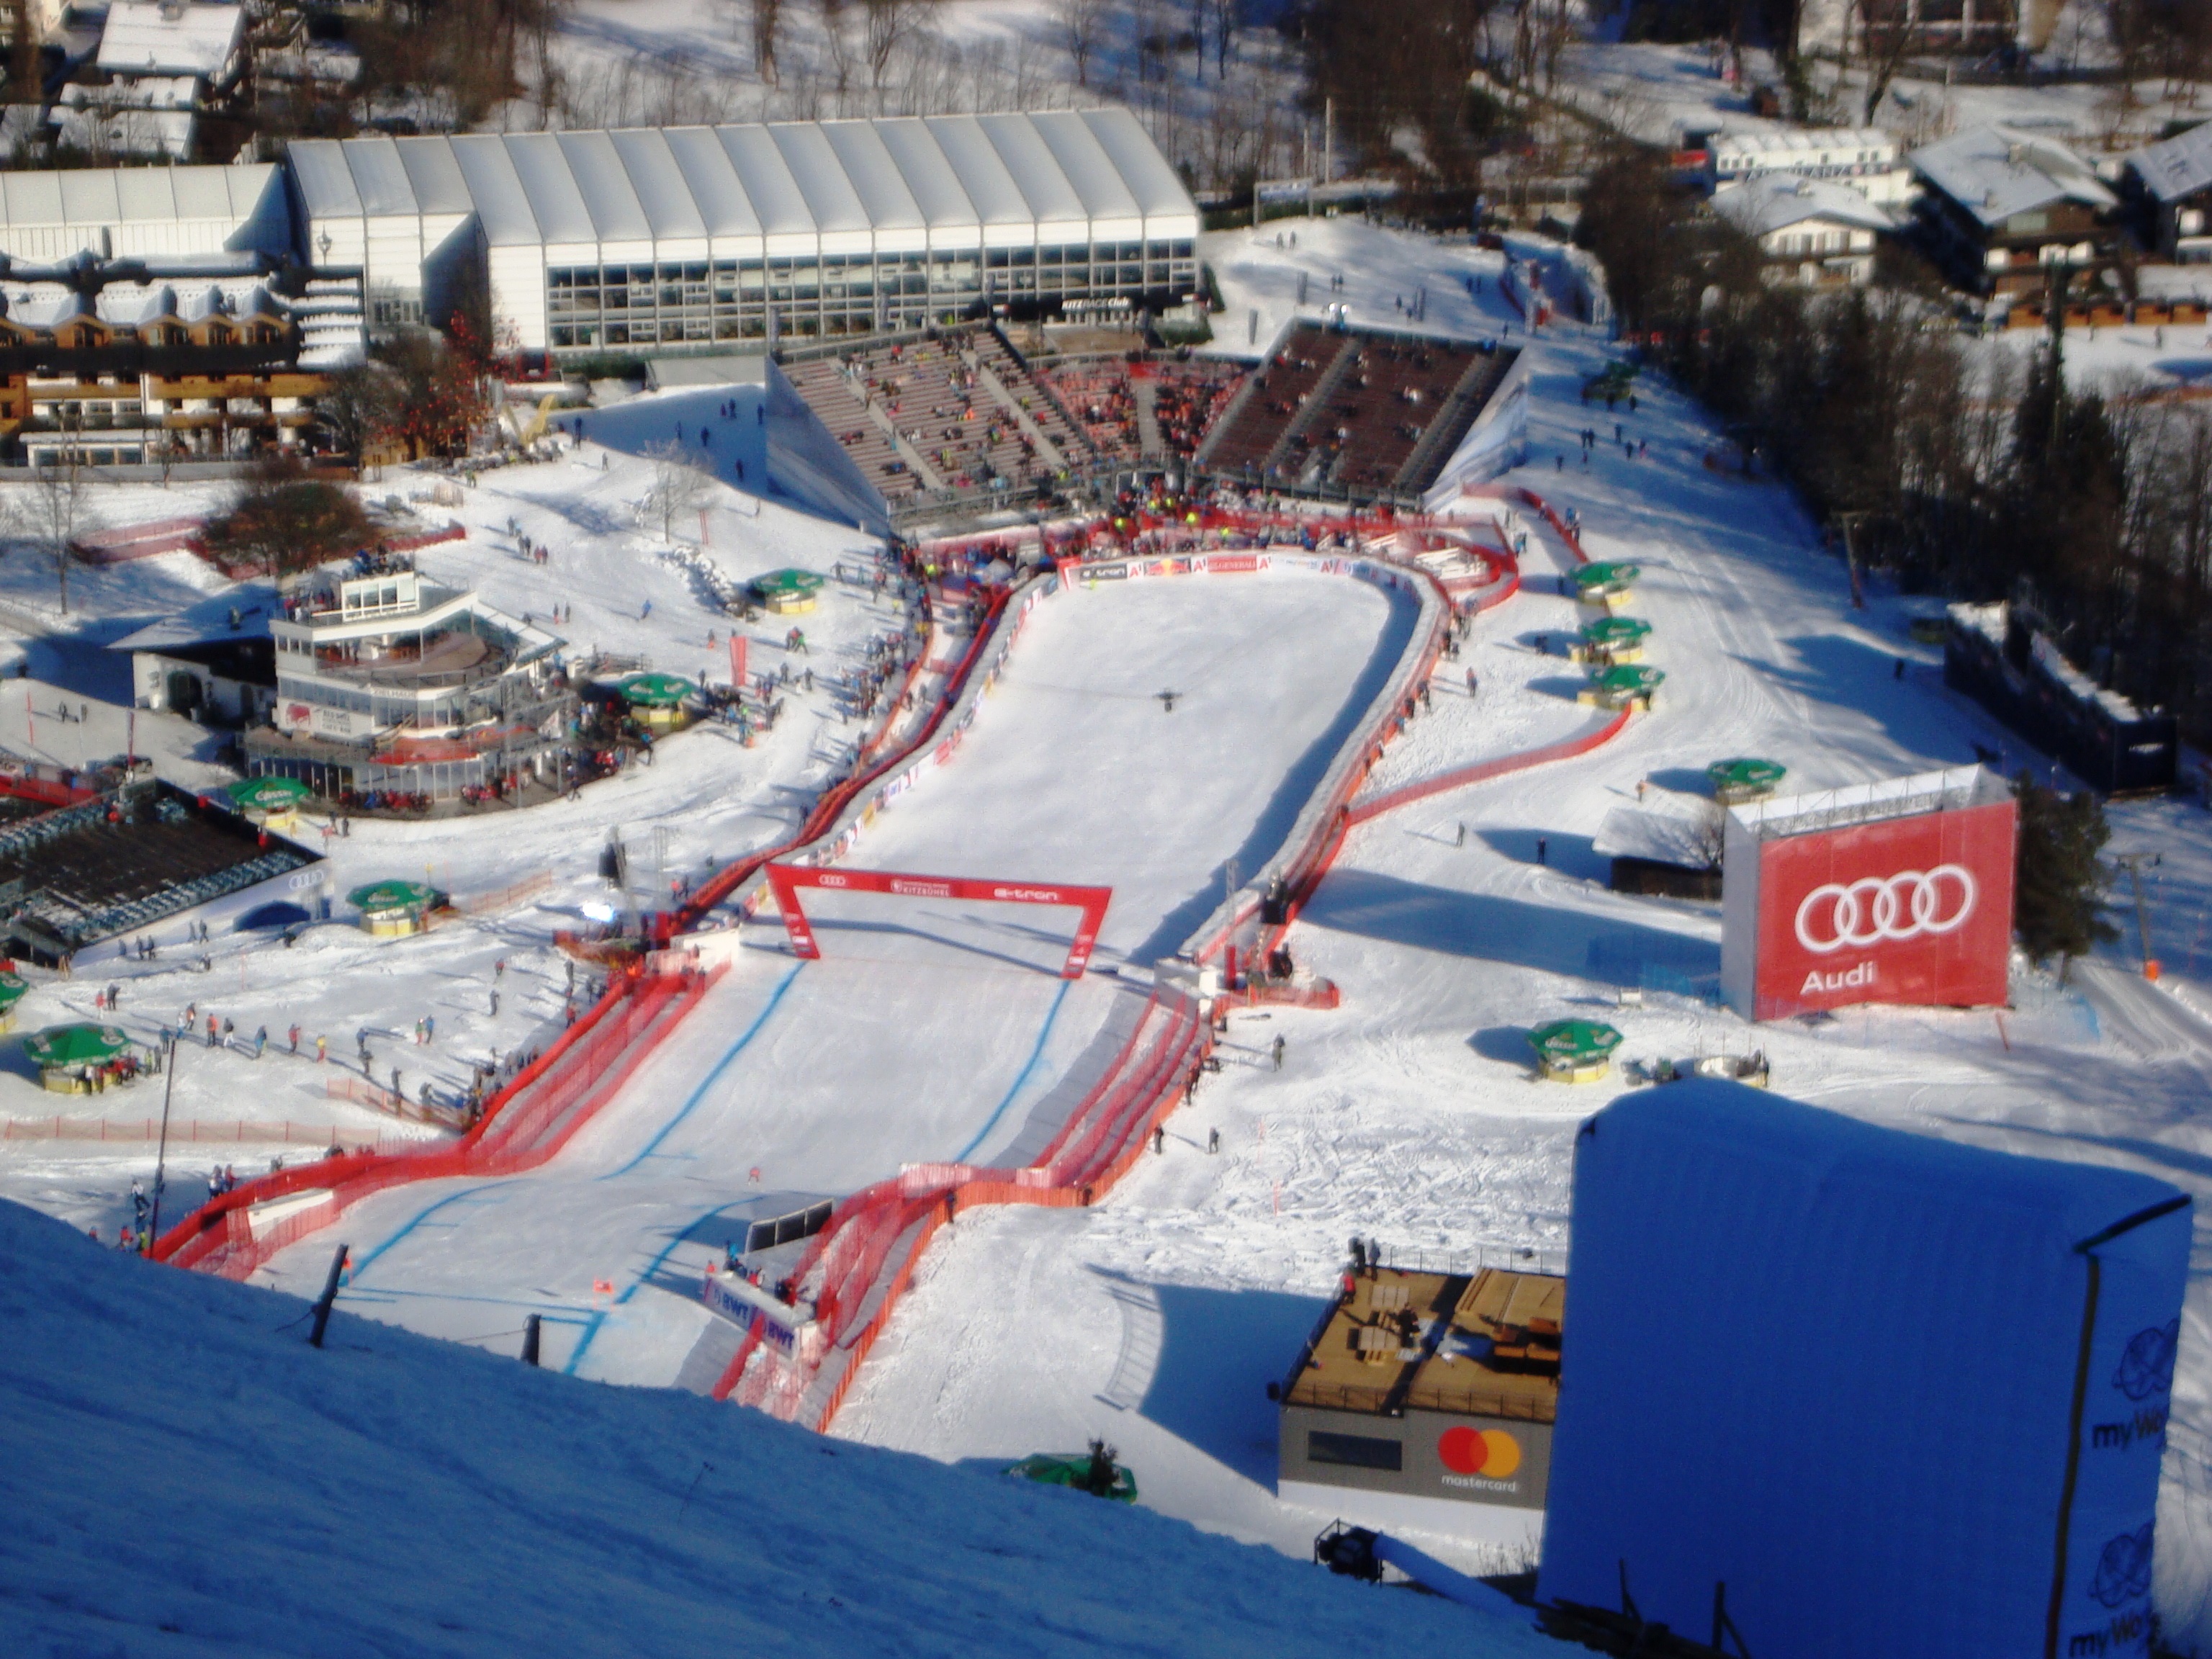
291;112;1202;356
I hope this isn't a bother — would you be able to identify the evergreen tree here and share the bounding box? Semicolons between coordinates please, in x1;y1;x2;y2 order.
2013;773;2116;971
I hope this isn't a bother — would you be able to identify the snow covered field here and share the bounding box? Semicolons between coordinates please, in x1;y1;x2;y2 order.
0;443;895;1231
0;1195;1555;1658
248;569;1416;1392
5;212;2212;1651
832;217;2212;1638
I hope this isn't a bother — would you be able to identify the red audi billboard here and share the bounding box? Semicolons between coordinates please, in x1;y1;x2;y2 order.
1721;769;2016;1021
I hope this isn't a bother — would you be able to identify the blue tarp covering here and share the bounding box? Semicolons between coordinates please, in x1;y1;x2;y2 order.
1537;1082;2188;1659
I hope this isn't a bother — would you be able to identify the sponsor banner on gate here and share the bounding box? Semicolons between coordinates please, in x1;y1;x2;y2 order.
1738;795;2015;1020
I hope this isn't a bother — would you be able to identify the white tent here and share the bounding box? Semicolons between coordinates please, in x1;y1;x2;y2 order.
287;110;1202;352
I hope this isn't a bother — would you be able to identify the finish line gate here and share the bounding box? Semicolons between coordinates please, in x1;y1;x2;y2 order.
761;865;1112;979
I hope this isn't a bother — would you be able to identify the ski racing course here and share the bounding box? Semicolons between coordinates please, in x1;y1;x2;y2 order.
251;562;1437;1401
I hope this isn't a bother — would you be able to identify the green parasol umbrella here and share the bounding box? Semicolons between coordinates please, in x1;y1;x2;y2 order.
348;879;438;914
24;1022;133;1067
618;673;697;709
1527;1020;1624;1067
225;776;311;812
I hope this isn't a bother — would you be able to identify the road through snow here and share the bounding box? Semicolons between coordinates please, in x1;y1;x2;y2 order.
255;570;1416;1387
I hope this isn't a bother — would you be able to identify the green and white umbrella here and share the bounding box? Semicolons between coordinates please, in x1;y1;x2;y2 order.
1573;561;1640;597
348;879;438;915
1580;615;1653;649
1707;757;1786;799
225;776;311;812
619;673;697;709
755;569;827;602
24;1022;133;1067
1527;1020;1624;1067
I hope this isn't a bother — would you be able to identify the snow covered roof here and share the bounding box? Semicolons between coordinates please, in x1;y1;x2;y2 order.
0;163;289;261
1712;175;1896;238
645;354;766;389
1593;794;1722;868
2126;119;2212;205
1948;600;2146;721
286;111;1200;253
1727;764;2007;842
50;95;196;161
63;74;199;111
1910;125;2117;227
112;583;278;652
95;1;244;82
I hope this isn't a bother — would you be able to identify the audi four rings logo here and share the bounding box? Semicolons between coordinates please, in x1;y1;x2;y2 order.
1794;866;1977;953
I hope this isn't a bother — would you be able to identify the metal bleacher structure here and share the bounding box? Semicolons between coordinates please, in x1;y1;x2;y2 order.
1195;321;1521;503
0;778;320;963
775;323;1100;525
778;316;1522;528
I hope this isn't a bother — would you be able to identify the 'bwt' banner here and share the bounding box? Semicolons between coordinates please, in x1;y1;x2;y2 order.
1728;799;2015;1020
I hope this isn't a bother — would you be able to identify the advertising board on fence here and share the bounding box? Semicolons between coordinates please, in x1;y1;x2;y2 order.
1721;766;2015;1021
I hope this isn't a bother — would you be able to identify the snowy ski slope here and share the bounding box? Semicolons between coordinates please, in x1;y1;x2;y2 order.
253;571;1416;1386
0;1196;1555;1658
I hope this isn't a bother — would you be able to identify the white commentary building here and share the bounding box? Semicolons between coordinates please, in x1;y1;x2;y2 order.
287;110;1201;354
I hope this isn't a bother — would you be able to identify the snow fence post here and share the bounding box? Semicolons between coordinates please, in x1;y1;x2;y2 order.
307;1244;349;1349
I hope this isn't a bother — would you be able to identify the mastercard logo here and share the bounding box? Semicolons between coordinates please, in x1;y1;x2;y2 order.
1439;1426;1521;1478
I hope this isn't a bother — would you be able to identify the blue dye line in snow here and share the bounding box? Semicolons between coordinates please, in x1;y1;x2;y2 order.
562;1197;754;1377
953;979;1070;1164
343;1182;511;1287
602;963;804;1180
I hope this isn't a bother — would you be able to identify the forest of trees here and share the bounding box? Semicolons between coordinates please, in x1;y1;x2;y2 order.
1575;150;2212;745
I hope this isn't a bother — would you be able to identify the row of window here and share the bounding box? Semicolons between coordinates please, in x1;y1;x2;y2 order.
277;675;468;729
542;245;1195;350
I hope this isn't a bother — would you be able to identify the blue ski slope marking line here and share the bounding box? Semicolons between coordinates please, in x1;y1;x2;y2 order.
953;978;1071;1164
343;1181;511;1287
601;963;804;1180
562;1197;754;1377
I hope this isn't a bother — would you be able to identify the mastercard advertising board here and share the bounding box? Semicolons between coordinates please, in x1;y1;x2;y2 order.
1720;767;2015;1022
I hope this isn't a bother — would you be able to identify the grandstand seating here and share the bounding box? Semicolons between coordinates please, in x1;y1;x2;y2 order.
0;780;320;958
1196;321;1519;500
781;327;1098;510
1037;356;1244;464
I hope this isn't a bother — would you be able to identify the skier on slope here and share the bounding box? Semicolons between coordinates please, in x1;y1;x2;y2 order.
1272;1034;1286;1071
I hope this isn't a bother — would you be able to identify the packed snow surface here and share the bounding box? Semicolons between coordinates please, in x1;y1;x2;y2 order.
6;212;2212;1652
251;570;1414;1389
0;1196;1552;1657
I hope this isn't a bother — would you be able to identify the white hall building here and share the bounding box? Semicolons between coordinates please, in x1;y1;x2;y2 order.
286;109;1202;354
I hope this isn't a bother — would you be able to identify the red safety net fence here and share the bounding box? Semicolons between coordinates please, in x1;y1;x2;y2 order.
153;963;719;1280
716;547;1473;1429
148;581;1015;1287
717;987;1213;1426
1346;708;1632;828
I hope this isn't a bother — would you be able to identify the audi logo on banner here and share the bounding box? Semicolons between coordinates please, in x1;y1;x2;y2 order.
1744;794;2017;1020
1794;866;1977;954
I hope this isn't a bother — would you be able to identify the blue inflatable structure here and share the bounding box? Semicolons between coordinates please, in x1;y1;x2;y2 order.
1538;1082;2189;1659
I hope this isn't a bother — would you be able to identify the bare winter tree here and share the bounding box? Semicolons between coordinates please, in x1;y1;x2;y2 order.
752;0;784;84
817;0;858;103
639;441;714;542
1207;0;1235;79
1851;0;1919;125
317;360;405;468
1055;0;1105;87
863;0;938;94
2;456;91;616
